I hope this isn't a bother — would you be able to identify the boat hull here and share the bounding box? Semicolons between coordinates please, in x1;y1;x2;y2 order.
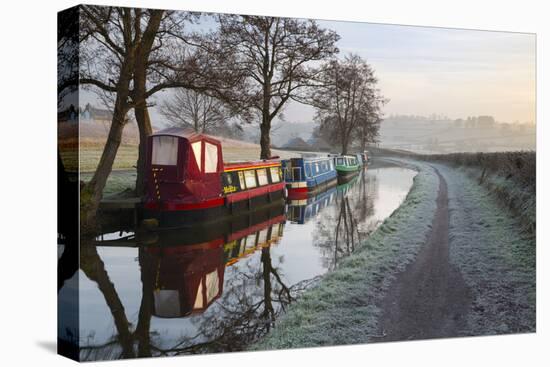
143;188;285;229
287;176;338;200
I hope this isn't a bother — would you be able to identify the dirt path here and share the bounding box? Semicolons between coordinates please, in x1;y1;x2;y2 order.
378;167;472;341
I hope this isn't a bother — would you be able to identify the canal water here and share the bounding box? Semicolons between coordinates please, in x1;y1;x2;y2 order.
59;160;416;360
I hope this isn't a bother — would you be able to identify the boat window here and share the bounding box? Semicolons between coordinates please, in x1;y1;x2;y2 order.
154;289;180;318
305;163;311;177
258;228;269;244
205;270;220;304
245;234;257;250
257;168;269;186
270;167;281;183
336;157;344;165
194;280;204;309
204;142;218;173
238;171;246;189
314;163;319;175
191;141;202;171
152;136;178;165
244;170;257;188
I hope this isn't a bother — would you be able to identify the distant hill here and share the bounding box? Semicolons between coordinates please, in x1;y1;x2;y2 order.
270;121;316;146
379;117;536;153
307;136;333;151
282;137;311;150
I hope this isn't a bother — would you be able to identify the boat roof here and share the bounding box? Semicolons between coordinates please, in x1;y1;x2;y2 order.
224;159;281;172
151;127;220;144
302;156;334;162
284;156;333;162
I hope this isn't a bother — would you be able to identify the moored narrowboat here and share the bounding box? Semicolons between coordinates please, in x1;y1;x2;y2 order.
334;155;361;178
282;156;338;199
143;128;285;228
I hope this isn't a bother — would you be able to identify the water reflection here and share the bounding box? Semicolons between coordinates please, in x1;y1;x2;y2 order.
70;164;416;360
312;172;378;270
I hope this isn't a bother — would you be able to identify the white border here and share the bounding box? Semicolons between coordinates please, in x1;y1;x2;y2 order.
0;0;546;366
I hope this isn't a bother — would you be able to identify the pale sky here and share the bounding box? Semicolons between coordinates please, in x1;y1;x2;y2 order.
313;21;536;123
81;17;536;125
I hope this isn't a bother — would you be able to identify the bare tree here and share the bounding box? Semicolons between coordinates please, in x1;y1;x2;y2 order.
309;54;383;154
79;6;142;230
358;93;386;151
215;15;339;159
79;7;245;227
160;89;230;133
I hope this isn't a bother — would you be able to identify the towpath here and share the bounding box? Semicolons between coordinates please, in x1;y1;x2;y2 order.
379;166;471;341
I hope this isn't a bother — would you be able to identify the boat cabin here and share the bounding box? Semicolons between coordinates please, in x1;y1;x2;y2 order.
335;155;359;168
145;127;224;206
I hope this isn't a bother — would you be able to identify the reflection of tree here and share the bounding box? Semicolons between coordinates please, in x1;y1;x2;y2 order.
134;248;157;357
79;246;159;360
80;244;134;359
313;170;378;269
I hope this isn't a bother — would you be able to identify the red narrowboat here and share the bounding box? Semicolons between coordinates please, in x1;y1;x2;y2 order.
143;128;285;228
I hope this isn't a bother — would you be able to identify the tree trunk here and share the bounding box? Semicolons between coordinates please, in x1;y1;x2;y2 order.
341;134;349;155
260;109;272;159
360;127;366;151
81;92;130;232
133;10;163;198
134;105;152;198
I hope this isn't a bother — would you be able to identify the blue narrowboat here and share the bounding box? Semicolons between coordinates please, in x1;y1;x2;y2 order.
282;156;338;199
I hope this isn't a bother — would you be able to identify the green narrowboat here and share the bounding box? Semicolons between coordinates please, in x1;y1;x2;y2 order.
334;155;361;177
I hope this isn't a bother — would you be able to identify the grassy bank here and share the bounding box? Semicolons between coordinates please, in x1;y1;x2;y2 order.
252;160;439;349
80;145;138;172
423;151;535;236
435;163;536;335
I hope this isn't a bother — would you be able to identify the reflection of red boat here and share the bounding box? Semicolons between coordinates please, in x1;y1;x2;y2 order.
143;128;285;228
147;241;225;318
143;207;286;318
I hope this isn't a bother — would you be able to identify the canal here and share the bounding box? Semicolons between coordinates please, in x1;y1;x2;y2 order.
59;159;416;360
